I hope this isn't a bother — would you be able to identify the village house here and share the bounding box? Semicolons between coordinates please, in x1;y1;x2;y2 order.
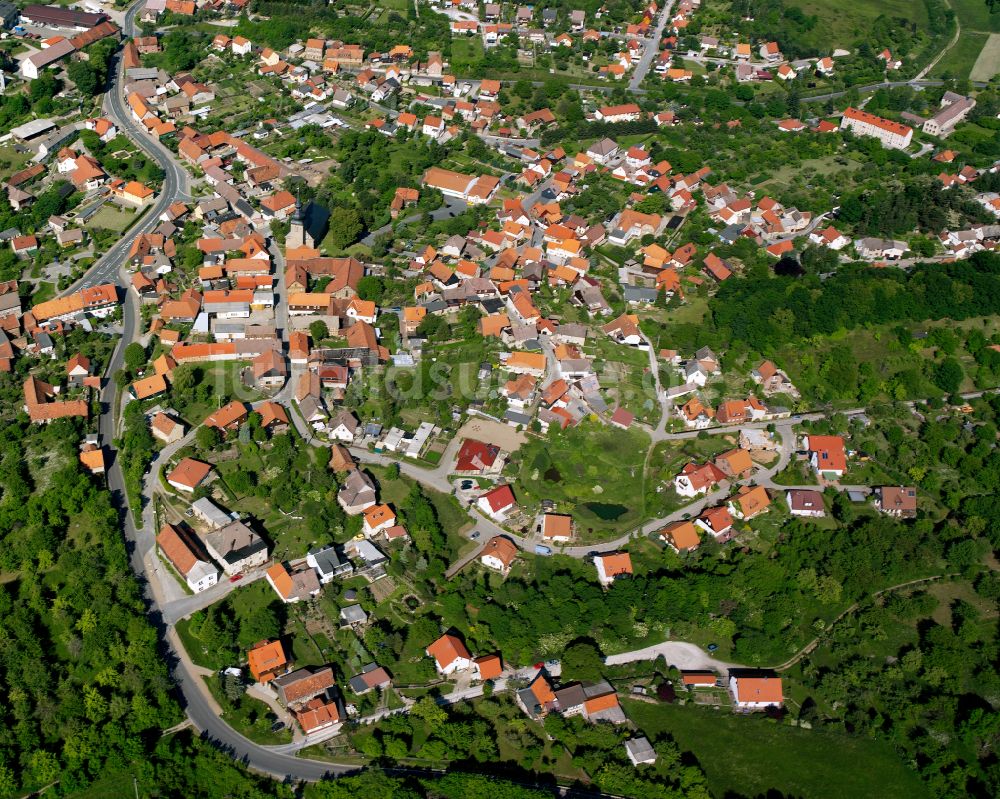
337;468;378;514
875;486;917;518
729;485;771;520
715;448;753;478
266;562;321;603
157;524;218;593
674;462;726;498
659;520;700;552
695;505;734;539
594;552;632;587
166;457;214;493
426;633;473;675
203;520;269;575
805;435;847;478
248;639;289;684
540;513;573;543
477;484;517;521
730;672;783;710
786;489;825;517
480;535;519;575
362;504;396;538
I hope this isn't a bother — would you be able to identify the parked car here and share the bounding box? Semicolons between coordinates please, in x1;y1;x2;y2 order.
534;544;552;556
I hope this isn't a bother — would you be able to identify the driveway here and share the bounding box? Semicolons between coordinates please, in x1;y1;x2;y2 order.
605;640;741;673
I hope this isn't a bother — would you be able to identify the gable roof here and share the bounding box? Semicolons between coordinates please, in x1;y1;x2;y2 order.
426;633;471;669
660;520;700;550
596;552;632;578
481;535;518;568
480;484;516;512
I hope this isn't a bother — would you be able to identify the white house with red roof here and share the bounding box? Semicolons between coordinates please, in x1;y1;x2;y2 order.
674;462;726;498
231;35;252;56
805;435;847;477
730;673;783;710
594;552;633;587
426;633;473;675
477;484;516;521
809;225;849;250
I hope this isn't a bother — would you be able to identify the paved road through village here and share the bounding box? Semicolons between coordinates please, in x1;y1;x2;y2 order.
78;0;999;783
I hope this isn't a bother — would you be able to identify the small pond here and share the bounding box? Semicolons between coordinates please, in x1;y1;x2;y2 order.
585;502;628;520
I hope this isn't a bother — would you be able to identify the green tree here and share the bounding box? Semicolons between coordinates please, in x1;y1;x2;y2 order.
561;640;604;681
934;357;964;394
310;320;329;342
409;696;447;729
67;60;98;95
124;342;147;372
326;207;363;250
357;276;385;303
196;425;220;451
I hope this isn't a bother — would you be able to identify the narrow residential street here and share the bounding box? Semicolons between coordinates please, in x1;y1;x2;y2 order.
629;0;677;91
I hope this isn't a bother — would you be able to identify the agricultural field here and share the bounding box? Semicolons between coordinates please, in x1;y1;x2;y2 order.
971;32;1000;80
949;0;1000;32
931;31;989;78
0;145;32;183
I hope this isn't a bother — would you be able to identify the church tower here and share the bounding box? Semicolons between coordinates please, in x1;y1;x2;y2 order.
287;194;306;249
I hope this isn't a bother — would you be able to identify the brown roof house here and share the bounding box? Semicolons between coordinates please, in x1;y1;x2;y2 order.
203;520;269;575
266;562;321;603
253;349;287;389
479;535;519;575
166;457;214;493
426;633;473;675
272;665;335;707
875;486;917;519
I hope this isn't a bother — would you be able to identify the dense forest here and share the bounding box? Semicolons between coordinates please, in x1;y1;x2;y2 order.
0;421;180;795
711;252;1000;352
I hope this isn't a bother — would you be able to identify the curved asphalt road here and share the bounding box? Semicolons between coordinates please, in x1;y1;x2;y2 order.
69;0;190;293
83;1;353;780
88;3;998;782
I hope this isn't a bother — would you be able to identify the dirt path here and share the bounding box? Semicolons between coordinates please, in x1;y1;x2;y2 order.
915;0;961;80
771;573;957;672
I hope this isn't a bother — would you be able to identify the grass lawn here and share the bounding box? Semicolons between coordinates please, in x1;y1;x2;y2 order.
785;0;930;49
514;420;652;537
949;0;1000;32
88;203;138;232
0;145;31;183
368;463;472;555
757;154;863;193
590;336;650;368
30;280;56;305
624;700;927;799
450;36;484;70
930;31;989;78
204;676;293;745
650;293;710;333
171;361;262;425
